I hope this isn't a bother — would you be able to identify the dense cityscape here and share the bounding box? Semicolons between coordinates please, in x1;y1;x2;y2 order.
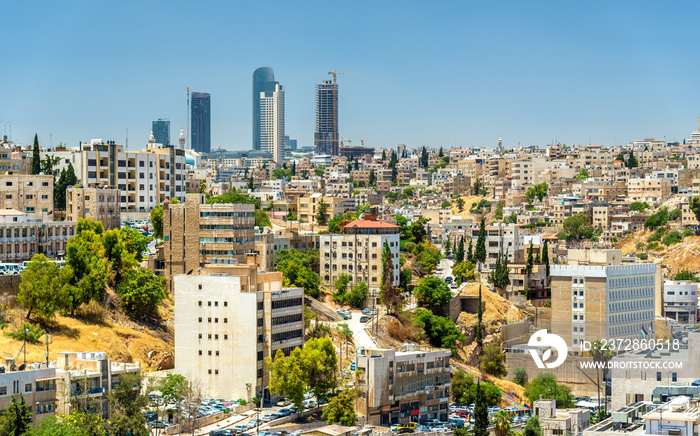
2;3;700;436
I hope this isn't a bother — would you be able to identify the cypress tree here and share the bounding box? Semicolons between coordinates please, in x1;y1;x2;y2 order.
31;134;41;175
475;218;486;268
476;285;483;347
455;235;465;263
474;382;489;436
542;240;550;281
467;238;474;263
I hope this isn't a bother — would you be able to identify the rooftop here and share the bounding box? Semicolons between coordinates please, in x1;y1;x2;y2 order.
340;219;399;229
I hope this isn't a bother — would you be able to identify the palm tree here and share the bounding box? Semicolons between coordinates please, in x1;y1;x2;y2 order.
494;410;512;436
589;340;614;414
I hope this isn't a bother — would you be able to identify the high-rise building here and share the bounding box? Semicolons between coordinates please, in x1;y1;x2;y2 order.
152;119;170;147
252;67;285;162
315;79;338;156
191;92;211;154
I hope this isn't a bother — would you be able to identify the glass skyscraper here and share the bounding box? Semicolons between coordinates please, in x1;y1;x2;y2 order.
252;67;285;162
315;80;338;156
191;92;211;154
152;119;170;147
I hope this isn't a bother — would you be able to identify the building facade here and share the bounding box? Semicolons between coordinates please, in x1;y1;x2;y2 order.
253;67;285;162
174;264;304;401
0;174;54;215
663;280;697;323
0;364;57;427
0;210;75;261
191;92;211;154
65;187;120;230
319;218;400;291
315;79;338;156
550;264;657;352
355;346;451;426
152;119;170;147
163;193;261;285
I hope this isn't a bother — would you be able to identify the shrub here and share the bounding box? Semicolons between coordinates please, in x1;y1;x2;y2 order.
646;242;658;250
404;242;416;252
636;253;648;260
635;242;646;249
683;228;694;238
4;321;44;344
387;317;417;342
662;230;683;246
611;237;618;243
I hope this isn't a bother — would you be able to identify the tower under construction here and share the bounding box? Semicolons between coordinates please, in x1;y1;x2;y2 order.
315;79;337;156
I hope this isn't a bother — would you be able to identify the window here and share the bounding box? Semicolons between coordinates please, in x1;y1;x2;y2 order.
657;372;662;381
215;369;219;375
208;334;212;339
208;351;212;356
25;383;31;392
198;301;202;306
224;318;228;323
672;373;677;382
198;334;202;339
208;301;211;306
198;317;202;323
199;350;202;355
216;351;219;356
224;301;227;307
224;335;228;340
208;369;212;374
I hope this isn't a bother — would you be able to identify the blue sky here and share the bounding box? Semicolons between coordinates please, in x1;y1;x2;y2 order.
3;1;700;151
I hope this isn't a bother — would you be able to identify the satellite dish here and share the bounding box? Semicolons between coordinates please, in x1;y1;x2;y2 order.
18;364;25;371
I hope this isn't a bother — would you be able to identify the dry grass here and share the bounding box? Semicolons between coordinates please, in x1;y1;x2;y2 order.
0;299;174;371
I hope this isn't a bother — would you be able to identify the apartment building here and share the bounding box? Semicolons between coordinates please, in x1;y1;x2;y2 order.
0;145;31;174
65;187;120;230
0;210;75;261
550;263;657;351
681;201;699;226
469;223;522;270
355;345;451;426
174;264;304;401
0;363;57;427
609;331;700;410
319;217;400;291
163;193;258;284
627;177;672;205
297;194;345;223
533;400;590;436
55;351;141;419
663;280;697;323
68;140;187;212
0;174;53;215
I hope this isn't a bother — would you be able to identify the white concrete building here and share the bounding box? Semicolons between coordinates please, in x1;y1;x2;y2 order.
174;264;304;401
258;83;285;163
663;281;698;324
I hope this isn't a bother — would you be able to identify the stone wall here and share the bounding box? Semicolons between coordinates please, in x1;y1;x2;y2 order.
0;274;22;306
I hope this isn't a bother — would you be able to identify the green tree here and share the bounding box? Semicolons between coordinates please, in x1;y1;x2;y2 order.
327;215;344;233
33;416;85;436
526;183;548;203
119;226;151;262
31;134;41;175
476;285;483;346
441;200;452;209
409;217;429;244
627;150;638;168
18;254;62;320
452;260;475;285
150;205;164;239
524;373;575;408
542;240;550;280
63;223;111;314
451;370;471;403
103;228;136;285
443;238;451;257
456;197;465;212
494;410;512;436
267;348;306;409
0;395;32;436
574;169;589;180
523;415;542;436
690;197;700;223
674;269;698;281
421;146;429;168
381;241;400;313
455;236;465;263
466;238;473;263
413;242;442;275
277;259;321;298
116;268;166;318
513;367;528;386
630;201;650;212
488;250;510;291
59;410;105;436
413;309;464;350
414;277;452;315
589;340;614;413
481;339;507;377
562;212;592;240
474;382;489;436
322;389;357;426
334;272;352;295
475;218;486;268
303;337;338;399
108;372;149;436
368;169;376;186
316;199;329;225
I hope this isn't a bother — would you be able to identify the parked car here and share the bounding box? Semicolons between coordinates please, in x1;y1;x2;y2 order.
232;425;249;433
397;422;417;433
150;420;171;429
262;414;276;422
432;426;450;432
360;315;368;323
390;424;401;432
302;399;317;409
277;408;292;417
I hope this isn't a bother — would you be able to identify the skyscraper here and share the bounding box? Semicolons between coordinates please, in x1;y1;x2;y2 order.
253;67;285;162
315;79;338;156
152;119;170;147
191;92;211;154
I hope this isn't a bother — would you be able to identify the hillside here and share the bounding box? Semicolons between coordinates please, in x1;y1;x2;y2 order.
0;292;174;371
616;228;700;276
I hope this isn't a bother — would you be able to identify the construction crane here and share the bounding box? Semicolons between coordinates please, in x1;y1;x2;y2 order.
187;86;192;150
360;138;367;146
303;137;351;148
326;70;363;155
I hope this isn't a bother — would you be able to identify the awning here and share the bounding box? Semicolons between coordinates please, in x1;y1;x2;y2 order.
35;377;59;382
35;399;57;404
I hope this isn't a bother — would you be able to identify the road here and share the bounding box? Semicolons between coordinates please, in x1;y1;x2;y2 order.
435;258;454;282
337;310;378;350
